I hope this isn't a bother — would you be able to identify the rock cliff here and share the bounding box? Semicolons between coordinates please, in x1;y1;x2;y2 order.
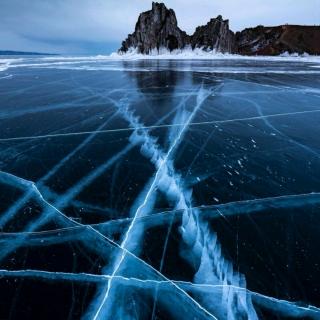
119;2;320;56
119;2;189;54
191;15;236;53
236;25;320;55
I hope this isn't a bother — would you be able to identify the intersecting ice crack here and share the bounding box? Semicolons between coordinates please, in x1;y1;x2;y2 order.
243;97;320;159
1;269;319;319
2;85;218;320
0;110;121;229
0;171;220;320
0;87;222;319
88;85;222;320
1;76;320;319
1;174;320;318
79;84;261;320
1;108;320;142
0;88;219;319
2;192;319;245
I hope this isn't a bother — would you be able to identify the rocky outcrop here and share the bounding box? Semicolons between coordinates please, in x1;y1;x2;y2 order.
119;2;189;54
119;2;320;55
119;2;235;54
191;16;236;53
236;25;320;55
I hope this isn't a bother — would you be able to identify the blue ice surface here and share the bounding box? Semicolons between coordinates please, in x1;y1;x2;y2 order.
0;55;320;319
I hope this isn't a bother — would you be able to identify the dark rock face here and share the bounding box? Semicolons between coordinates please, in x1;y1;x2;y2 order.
119;2;320;55
119;3;235;54
191;16;236;53
236;25;320;55
119;2;189;54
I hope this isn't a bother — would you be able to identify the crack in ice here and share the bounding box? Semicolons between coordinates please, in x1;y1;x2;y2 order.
0;269;319;319
1;108;320;142
90;85;217;320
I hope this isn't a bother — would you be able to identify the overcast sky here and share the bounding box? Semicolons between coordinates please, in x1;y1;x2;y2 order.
1;0;319;54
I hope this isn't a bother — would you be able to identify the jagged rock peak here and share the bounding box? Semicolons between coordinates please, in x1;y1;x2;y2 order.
119;2;189;54
191;15;236;53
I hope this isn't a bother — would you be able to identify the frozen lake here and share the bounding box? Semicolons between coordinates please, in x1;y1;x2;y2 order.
0;56;320;319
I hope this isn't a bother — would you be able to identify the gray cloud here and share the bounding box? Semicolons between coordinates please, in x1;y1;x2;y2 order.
0;0;319;54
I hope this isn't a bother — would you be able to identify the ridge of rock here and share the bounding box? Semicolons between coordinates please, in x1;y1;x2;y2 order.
236;25;320;55
119;2;320;55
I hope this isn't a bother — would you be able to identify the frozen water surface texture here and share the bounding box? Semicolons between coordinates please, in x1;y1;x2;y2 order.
0;55;320;320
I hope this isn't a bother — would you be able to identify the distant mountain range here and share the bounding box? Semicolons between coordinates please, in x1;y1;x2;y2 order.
119;2;320;55
0;50;57;56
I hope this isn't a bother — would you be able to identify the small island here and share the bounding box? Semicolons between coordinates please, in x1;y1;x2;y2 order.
119;2;320;56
